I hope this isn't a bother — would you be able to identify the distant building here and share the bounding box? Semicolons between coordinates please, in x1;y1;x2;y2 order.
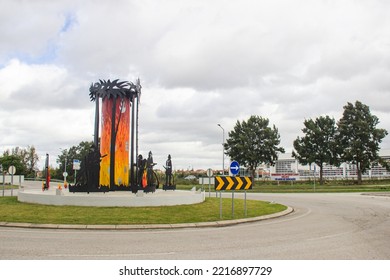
274;158;298;174
265;150;390;180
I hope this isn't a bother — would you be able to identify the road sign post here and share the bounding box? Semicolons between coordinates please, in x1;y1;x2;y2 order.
232;190;235;218
73;159;80;184
1;167;4;197
230;161;240;176
206;168;213;197
215;175;252;219
8;165;16;196
219;190;222;219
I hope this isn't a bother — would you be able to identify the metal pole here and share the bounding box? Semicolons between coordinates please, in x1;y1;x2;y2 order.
217;124;225;175
232;190;234;218
219;191;222;219
109;97;117;189
94;96;100;148
130;98;135;189
2;172;4;196
244;191;247;217
64;157;67;186
206;178;210;197
135;78;141;190
135;96;139;187
11;173;13;196
314;165;316;192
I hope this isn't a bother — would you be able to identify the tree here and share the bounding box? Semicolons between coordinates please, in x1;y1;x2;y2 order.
224;115;285;178
292;116;340;185
0;154;26;175
57;141;94;182
24;146;39;177
337;100;388;184
0;146;39;177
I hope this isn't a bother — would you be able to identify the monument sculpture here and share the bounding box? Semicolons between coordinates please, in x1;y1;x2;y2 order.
69;79;161;193
163;154;176;190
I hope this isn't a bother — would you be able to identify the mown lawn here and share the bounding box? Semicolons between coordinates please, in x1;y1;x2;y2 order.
0;196;287;225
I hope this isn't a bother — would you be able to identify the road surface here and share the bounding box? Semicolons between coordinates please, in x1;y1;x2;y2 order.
0;183;389;259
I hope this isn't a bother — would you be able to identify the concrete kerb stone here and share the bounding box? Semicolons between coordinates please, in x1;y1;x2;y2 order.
3;222;34;228
30;224;60;229
58;224;88;230
0;207;294;230
86;224;116;230
115;224;147;230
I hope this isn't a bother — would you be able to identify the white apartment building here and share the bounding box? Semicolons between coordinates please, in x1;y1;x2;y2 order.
266;150;390;180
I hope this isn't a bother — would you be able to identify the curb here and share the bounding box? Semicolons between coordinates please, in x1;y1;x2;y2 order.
1;207;294;230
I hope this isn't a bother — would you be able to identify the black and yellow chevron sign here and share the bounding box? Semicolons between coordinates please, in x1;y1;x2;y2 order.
214;176;252;191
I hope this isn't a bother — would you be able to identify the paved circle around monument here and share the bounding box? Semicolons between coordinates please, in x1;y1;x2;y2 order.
18;188;205;207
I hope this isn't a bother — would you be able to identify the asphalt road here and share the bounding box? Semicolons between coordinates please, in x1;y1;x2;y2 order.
1;186;389;260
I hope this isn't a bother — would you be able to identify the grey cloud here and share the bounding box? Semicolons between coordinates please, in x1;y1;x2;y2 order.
1;0;390;170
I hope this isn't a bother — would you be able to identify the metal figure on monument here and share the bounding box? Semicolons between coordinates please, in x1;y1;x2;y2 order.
163;154;176;190
42;154;50;191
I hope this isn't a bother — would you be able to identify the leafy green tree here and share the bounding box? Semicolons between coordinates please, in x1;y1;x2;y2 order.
337;100;388;184
224;115;285;178
0;154;26;175
1;146;39;177
57;141;94;182
24;146;39;177
292;116;340;185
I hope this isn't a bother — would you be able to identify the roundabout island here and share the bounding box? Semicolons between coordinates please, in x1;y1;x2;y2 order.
18;187;205;207
8;79;291;228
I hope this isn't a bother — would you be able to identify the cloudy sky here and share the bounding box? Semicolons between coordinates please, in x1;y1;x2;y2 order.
1;0;390;171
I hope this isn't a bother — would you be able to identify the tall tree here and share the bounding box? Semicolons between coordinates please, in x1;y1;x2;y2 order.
57;141;94;181
25;146;39;177
0;154;26;175
337;100;388;184
224;115;285;178
292;116;339;185
0;146;38;177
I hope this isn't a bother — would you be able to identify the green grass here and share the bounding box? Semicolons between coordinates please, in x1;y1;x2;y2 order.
248;180;390;193
177;182;390;193
2;179;387;225
1;185;19;190
0;196;287;225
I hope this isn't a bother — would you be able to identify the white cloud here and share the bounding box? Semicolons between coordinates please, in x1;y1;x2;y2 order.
1;0;390;171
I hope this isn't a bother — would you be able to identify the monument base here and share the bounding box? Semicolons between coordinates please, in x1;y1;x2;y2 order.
163;184;176;191
18;188;205;207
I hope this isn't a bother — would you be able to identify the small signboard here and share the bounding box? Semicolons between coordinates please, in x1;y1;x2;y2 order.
271;173;300;181
73;159;81;170
215;176;252;191
230;161;240;175
8;165;16;175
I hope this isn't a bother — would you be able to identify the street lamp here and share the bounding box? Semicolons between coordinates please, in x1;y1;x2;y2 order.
59;148;68;187
217;124;225;175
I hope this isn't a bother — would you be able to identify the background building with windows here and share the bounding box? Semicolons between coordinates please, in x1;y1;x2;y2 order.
256;150;390;180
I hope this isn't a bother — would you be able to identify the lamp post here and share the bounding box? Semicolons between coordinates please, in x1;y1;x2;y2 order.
217;124;225;175
60;148;68;187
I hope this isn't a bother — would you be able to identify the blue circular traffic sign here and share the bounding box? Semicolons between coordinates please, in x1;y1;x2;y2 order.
230;161;240;175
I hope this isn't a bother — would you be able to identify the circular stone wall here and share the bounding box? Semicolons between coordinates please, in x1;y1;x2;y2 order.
18;188;205;207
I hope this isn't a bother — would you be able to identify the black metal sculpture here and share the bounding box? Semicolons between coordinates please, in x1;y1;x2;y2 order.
70;79;141;192
42;153;50;191
163;154;176;190
71;145;106;193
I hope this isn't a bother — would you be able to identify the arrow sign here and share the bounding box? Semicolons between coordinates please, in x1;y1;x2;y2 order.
215;176;252;191
230;161;240;175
